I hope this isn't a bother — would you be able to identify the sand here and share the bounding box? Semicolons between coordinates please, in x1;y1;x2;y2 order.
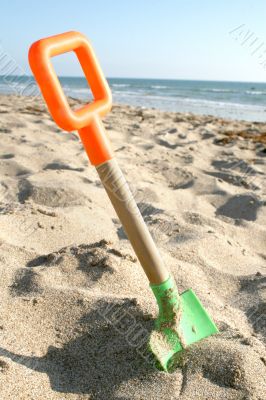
0;94;265;399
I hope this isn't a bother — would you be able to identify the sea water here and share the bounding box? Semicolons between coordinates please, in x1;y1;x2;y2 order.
1;76;266;122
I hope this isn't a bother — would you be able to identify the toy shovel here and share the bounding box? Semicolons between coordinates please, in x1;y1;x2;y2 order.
28;31;218;372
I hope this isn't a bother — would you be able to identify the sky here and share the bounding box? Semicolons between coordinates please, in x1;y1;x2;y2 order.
1;0;266;82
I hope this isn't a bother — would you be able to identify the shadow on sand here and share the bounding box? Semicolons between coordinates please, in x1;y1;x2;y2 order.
0;299;156;399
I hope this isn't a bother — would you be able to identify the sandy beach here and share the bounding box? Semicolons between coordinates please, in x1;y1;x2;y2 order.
0;94;265;399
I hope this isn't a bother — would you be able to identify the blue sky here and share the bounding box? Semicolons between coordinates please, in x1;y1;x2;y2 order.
1;0;266;81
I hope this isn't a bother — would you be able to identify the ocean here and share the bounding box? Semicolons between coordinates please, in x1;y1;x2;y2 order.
1;75;266;122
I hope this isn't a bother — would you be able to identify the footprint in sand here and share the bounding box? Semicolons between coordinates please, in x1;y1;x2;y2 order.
0;154;15;160
200;131;215;140
137;202;164;218
18;179;87;208
134;188;159;203
156;131;196;149
155;129;180;149
0;160;31;177
7;122;27;129
0;128;12;134
209;157;264;190
212;158;258;175
179;154;194;165
162;167;194;189
216;194;262;221
183;211;218;229
44;162;85;172
205;170;260;190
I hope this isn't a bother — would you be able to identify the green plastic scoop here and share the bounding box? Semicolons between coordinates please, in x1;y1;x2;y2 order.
150;277;218;371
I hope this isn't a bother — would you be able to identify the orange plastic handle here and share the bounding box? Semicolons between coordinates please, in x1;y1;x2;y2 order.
28;31;113;166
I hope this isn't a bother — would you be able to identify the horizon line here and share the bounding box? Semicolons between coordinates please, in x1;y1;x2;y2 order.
0;75;265;84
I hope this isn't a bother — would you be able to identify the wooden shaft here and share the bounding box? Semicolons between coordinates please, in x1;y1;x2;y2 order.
96;159;169;285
